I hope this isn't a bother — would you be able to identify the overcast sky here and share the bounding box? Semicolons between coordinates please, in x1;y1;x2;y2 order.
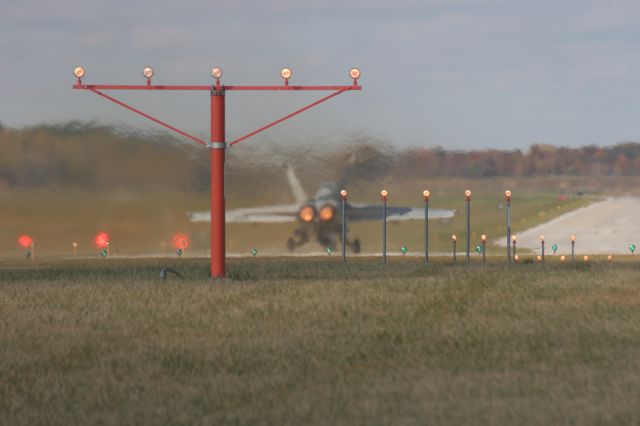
1;0;640;149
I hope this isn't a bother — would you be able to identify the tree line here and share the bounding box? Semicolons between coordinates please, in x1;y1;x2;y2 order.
1;122;639;191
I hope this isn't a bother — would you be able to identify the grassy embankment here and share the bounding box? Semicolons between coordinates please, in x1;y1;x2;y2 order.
2;257;640;425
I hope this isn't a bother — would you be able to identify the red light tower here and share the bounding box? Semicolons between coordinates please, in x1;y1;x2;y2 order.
72;66;361;278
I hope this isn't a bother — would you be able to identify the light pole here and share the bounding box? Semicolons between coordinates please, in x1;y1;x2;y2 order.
340;189;348;263
452;234;457;264
381;189;388;264
72;66;361;278
540;234;545;264
571;234;576;261
423;189;430;265
512;235;517;261
505;190;512;264
481;234;487;265
465;190;472;264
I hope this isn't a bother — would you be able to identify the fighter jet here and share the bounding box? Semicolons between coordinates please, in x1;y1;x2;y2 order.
188;165;455;252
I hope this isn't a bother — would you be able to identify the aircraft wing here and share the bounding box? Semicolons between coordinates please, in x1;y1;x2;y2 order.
189;204;300;223
347;203;455;221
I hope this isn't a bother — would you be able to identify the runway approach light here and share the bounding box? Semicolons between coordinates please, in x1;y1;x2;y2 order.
451;234;457;241
560;255;566;262
281;67;292;85
571;235;576;242
340;189;348;200
583;255;589;262
211;67;223;79
349;68;361;84
143;67;154;79
539;234;545;241
465;190;472;201
514;254;520;262
381;190;388;200
422;190;430;200
512;235;517;242
481;234;487;242
608;255;613;263
505;190;512;201
73;66;85;82
18;235;33;249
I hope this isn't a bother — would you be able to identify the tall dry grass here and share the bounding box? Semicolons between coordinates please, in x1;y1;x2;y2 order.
2;258;640;425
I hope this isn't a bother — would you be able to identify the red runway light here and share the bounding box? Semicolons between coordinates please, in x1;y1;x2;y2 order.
172;233;190;250
18;235;33;248
94;231;110;249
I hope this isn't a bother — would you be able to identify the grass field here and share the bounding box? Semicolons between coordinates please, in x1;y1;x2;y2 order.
2;257;640;425
0;182;595;257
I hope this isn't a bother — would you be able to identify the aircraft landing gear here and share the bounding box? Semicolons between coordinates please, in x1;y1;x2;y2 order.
287;229;309;252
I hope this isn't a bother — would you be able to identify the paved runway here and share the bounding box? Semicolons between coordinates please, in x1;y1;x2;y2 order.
500;197;640;255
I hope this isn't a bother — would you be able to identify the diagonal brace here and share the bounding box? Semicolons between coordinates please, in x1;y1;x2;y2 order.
228;90;346;147
88;88;207;146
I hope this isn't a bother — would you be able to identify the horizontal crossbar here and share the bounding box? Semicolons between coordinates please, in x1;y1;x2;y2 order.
74;84;361;91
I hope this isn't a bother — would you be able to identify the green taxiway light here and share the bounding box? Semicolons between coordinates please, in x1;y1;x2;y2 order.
630;244;636;254
401;246;408;255
251;248;258;257
475;245;483;253
176;249;183;257
551;243;558;254
100;249;108;257
326;247;333;255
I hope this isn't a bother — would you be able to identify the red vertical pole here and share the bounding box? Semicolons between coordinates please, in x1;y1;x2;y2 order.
210;88;226;278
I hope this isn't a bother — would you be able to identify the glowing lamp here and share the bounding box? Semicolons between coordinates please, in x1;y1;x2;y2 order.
451;235;457;241
18;235;33;249
72;242;78;248
583;255;589;262
512;235;517;242
608;255;612;262
94;231;110;249
560;255;566;261
481;234;487;242
537;255;542;261
380;190;388;200
211;67;223;79
422;190;430;200
571;235;576;242
340;189;348;199
171;233;190;250
465;190;472;200
514;254;520;262
281;67;292;80
539;234;545;241
349;68;361;80
505;190;512;200
73;66;85;79
143;67;154;79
